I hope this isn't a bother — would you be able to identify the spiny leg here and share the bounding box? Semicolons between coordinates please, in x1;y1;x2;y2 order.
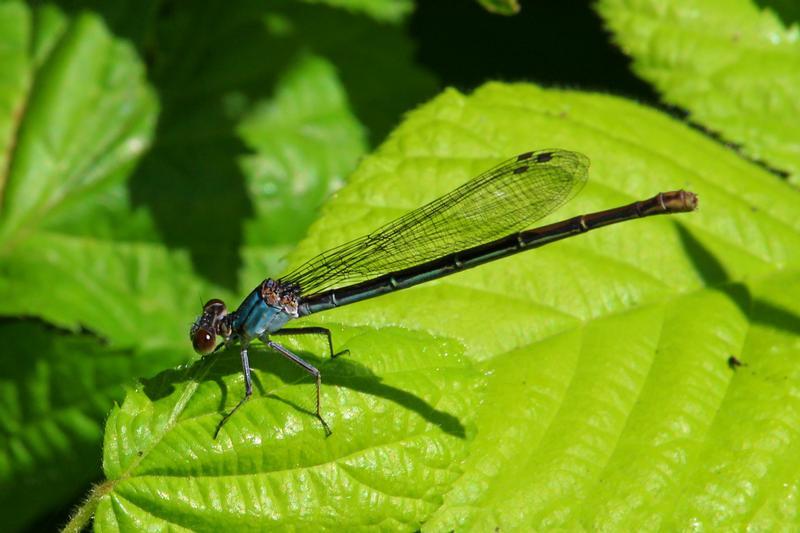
265;339;332;436
272;326;350;359
214;345;253;439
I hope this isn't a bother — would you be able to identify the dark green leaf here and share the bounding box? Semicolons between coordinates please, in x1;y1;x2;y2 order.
127;0;435;288
299;0;414;22
478;0;520;16
0;320;183;532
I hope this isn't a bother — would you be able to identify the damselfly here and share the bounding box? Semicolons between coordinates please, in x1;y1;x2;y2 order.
190;149;697;437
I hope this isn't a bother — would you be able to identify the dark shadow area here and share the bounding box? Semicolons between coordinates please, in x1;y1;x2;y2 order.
127;1;285;289
51;0;439;289
0;318;129;533
141;351;256;416
676;223;731;286
44;0;161;45
410;0;659;102
410;1;796;185
752;298;800;334
677;223;800;335
717;282;753;321
142;342;466;439
258;346;467;439
753;0;800;27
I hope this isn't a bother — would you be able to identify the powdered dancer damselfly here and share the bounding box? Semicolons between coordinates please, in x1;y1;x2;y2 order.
190;149;698;437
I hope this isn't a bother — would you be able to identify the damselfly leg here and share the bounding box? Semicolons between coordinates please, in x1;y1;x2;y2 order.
214;345;253;439
272;326;350;359
264;338;332;436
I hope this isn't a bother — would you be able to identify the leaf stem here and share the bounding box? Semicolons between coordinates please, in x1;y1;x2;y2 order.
61;479;114;533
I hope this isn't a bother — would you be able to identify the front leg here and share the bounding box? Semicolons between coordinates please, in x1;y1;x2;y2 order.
264;338;332;436
214;344;253;439
272;326;349;359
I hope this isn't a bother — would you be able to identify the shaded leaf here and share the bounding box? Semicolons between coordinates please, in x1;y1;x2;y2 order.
478;0;520;16
0;320;182;532
129;0;436;288
238;54;368;248
299;0;414;22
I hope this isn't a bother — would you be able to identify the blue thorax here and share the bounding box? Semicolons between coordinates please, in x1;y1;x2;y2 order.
231;279;299;342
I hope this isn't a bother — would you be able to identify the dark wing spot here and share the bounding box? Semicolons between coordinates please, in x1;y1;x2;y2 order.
516;152;533;161
513;165;529;174
536;152;553;163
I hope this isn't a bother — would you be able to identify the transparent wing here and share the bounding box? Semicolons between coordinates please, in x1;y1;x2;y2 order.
281;149;589;294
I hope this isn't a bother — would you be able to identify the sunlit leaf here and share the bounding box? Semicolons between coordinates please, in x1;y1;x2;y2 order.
597;0;800;180
91;83;800;530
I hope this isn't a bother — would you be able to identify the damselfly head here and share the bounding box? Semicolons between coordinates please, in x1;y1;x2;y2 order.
190;298;229;354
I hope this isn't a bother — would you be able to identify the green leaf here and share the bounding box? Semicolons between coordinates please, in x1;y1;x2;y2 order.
0;1;441;527
0;2;218;351
89;83;800;530
0;231;237;349
238;54;368;248
0;1;373;346
0;2;156;248
0;2;29;198
0;320;184;532
478;0;520;16
0;2;367;526
276;2;439;144
129;0;433;288
596;0;800;180
298;0;414;22
97;330;478;531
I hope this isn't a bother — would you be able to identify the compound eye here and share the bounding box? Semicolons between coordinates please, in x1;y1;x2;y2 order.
192;328;217;354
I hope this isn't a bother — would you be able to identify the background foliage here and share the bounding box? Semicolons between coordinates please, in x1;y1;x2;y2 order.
0;0;798;531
